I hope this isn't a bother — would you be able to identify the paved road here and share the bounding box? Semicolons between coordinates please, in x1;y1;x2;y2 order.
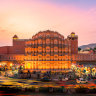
0;76;96;89
0;76;59;89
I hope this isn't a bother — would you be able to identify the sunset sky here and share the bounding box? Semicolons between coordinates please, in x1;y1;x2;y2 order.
0;0;96;46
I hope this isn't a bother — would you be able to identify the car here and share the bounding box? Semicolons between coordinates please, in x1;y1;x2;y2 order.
53;79;59;81
30;82;39;85
41;77;51;82
76;78;88;84
62;78;68;81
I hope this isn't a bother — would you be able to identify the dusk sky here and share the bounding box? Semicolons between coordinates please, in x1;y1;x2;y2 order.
0;0;96;46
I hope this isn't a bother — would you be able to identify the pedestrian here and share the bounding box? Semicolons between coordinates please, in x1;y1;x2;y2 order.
27;70;31;79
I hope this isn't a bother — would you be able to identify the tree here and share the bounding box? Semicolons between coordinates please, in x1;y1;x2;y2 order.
78;47;81;51
90;48;93;50
93;47;96;51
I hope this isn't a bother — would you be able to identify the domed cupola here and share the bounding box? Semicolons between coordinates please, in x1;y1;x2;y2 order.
71;32;75;37
13;35;18;40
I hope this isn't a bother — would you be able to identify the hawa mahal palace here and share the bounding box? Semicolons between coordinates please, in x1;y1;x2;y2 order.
0;30;96;72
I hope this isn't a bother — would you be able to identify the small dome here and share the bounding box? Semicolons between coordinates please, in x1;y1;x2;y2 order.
13;35;18;38
13;35;18;40
71;32;75;34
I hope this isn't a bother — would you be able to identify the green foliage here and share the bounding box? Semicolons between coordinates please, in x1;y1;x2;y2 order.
93;47;96;51
78;47;81;51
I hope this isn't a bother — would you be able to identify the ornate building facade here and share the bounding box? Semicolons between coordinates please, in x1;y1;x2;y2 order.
0;30;96;72
24;30;77;72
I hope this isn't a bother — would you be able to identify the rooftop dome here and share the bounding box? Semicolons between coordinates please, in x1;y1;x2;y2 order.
13;35;18;39
71;32;75;34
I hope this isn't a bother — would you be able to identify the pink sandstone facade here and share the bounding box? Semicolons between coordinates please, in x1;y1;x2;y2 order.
0;30;96;71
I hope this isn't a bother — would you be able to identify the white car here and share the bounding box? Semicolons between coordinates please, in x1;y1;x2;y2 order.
53;79;59;81
62;78;68;81
76;78;88;84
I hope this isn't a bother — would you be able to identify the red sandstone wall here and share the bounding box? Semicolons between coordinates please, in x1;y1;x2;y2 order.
12;40;25;54
0;40;26;55
71;39;78;54
8;47;14;54
0;54;25;61
72;54;96;61
0;46;10;54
